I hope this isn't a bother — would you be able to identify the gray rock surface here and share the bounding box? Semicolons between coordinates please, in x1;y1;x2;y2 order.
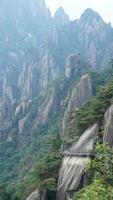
57;124;98;200
62;74;92;136
26;189;47;200
103;105;113;147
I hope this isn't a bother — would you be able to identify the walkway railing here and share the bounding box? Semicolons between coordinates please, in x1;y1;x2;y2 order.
62;151;95;157
62;151;113;157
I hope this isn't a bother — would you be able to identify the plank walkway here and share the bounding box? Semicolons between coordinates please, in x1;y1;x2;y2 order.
62;151;95;157
62;151;113;157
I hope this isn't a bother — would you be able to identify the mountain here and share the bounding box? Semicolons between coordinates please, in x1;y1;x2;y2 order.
53;7;70;26
1;0;113;199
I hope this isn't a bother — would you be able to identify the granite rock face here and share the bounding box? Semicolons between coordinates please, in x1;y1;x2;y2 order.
62;73;92;136
57;124;98;200
26;190;40;200
103;105;113;147
56;8;113;69
1;2;113;198
70;73;92;108
1;0;113;146
26;189;47;200
0;4;113;133
0;4;113;110
65;54;81;79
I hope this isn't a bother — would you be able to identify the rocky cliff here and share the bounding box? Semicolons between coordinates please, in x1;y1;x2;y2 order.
103;105;113;147
0;2;112;119
57;124;98;200
0;3;113;114
62;73;92;137
1;0;113;199
26;190;47;200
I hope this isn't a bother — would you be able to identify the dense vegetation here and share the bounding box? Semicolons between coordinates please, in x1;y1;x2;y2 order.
13;134;62;200
63;62;113;145
1;62;113;199
1;1;113;199
76;76;113;135
71;62;113;199
0;106;61;199
72;144;113;200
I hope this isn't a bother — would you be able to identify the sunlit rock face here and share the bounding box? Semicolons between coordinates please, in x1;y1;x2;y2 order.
103;105;113;147
57;124;98;200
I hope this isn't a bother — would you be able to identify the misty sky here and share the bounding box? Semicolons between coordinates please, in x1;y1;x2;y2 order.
45;0;113;25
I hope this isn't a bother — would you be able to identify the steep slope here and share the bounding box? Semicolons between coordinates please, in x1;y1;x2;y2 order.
55;8;113;69
0;4;113;111
0;4;113;124
62;73;92;138
72;103;113;200
1;1;113;199
103;105;113;147
57;124;98;200
61;66;113;200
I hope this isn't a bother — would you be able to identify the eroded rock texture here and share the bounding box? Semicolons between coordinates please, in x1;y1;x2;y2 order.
26;189;47;200
57;124;98;200
62;73;92;136
103;105;113;147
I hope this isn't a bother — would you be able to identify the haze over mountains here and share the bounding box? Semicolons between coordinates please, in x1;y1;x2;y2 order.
0;0;113;200
0;0;113;103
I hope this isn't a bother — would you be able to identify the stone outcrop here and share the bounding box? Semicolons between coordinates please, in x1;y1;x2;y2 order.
33;88;55;128
103;105;113;147
0;4;113;143
79;8;113;68
19;114;29;134
62;74;92;135
57;124;98;200
70;74;92;108
53;7;70;26
15;101;31;116
18;51;58;100
1;2;113;198
65;54;81;79
26;189;47;200
70;124;98;154
0;98;5;120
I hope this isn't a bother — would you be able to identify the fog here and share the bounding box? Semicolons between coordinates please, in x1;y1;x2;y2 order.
45;0;113;24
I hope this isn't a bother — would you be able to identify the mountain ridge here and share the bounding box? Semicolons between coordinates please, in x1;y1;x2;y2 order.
0;1;113;199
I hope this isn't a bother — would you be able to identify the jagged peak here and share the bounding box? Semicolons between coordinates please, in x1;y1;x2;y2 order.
80;8;103;22
54;7;67;16
53;6;70;25
1;0;48;11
